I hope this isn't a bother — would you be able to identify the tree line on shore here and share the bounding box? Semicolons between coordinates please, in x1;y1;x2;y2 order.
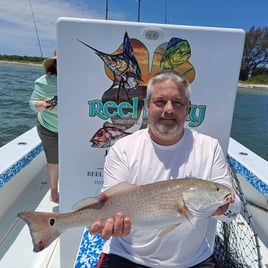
0;54;45;64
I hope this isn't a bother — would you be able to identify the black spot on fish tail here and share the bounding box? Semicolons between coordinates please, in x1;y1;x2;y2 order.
49;218;55;226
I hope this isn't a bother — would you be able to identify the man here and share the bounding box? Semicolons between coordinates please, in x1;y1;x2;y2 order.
91;69;241;267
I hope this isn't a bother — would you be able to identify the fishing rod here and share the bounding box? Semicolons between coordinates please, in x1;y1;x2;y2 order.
29;0;43;58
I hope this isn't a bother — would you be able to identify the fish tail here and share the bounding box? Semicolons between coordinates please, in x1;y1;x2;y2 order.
18;211;61;252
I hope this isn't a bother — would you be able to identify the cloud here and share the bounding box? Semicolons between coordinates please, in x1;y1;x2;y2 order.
0;0;104;56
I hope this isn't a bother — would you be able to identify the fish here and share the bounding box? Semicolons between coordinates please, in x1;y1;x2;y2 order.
90;121;131;148
77;32;142;94
159;37;191;69
17;178;232;253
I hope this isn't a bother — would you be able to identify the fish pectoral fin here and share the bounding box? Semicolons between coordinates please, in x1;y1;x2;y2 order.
159;224;180;236
72;197;101;211
177;200;193;225
103;182;139;198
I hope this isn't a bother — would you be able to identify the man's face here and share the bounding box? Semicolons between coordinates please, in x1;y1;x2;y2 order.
147;79;189;145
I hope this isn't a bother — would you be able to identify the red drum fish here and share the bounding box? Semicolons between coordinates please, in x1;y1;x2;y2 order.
18;178;232;252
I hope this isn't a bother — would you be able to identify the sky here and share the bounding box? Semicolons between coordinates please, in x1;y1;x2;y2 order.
1;0;268;57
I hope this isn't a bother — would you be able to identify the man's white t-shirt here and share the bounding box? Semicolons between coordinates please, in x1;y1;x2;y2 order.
102;128;241;267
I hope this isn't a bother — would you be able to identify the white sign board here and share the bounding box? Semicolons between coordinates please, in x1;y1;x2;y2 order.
56;18;245;267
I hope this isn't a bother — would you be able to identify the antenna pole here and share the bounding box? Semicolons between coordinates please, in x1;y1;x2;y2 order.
105;0;109;20
165;0;167;24
137;0;141;22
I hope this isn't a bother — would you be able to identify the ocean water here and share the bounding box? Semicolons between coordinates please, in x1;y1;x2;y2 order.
231;87;268;161
0;62;268;161
0;62;43;147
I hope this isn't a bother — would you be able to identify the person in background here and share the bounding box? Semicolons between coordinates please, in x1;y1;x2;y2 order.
29;51;59;203
91;69;241;267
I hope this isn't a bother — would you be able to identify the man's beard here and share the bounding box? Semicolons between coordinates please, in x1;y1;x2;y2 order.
151;121;181;137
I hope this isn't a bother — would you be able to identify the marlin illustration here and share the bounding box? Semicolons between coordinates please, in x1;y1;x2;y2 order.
78;32;142;100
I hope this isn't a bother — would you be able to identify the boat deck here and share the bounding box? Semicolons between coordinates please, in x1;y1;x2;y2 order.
0;167;60;268
1;159;268;268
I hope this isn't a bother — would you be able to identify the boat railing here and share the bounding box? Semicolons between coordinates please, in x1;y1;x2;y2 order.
0;127;45;218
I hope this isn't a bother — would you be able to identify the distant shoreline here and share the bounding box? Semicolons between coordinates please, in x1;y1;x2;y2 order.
238;82;268;90
1;60;268;90
0;60;42;67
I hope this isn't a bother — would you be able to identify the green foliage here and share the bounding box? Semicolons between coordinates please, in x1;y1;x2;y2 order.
241;26;268;78
0;54;44;64
246;74;268;84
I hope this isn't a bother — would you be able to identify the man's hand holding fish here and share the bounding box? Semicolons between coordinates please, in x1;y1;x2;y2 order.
90;211;132;240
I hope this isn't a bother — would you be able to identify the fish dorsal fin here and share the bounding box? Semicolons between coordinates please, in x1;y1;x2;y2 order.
72;182;139;211
103;182;139;198
72;197;100;211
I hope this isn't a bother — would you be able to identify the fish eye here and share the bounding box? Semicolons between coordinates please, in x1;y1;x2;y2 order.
97;130;104;137
216;186;219;191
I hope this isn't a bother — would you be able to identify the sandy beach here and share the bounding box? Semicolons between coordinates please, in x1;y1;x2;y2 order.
238;82;268;90
0;60;42;67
